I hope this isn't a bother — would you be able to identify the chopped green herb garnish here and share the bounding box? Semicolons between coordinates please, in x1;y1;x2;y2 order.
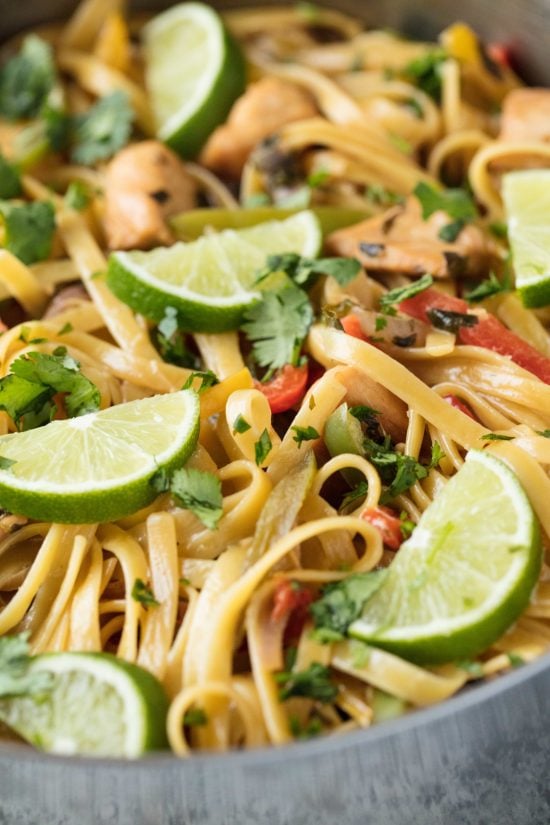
379;274;434;312
362;436;442;503
182;370;219;393
375;316;388;332
241;284;313;373
0;632;53;698
349;405;380;422
291;425;319;447
438;219;466;242
57;322;73;336
64;180;91;211
183;708;208;727
310;570;388;638
480;433;515;441
465;272;510;303
0;153;22;199
403;49;447;101
488;220;508;239
507;652;524;668
404;97;424;119
399;511;415;539
289;714;323;739
0;36;55;120
340;480;369;511
414;181;477;223
170;467;223;530
18;326;47;345
307;168;330;188
0;200;55;265
536;429;550;438
456;660;484;678
131;578;159;609
71;91;133;166
255;253;361;290
275;662;337;703
0;348;100;430
255;428;273;466
242;192;271;208
364;184;404;207
0;456;16;471
232;414;251;434
155;307;198;368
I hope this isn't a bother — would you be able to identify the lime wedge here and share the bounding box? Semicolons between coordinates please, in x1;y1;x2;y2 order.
170;207;371;241
350;450;541;663
143;2;245;157
107;210;322;332
0;390;199;523
502;169;550;308
0;652;168;757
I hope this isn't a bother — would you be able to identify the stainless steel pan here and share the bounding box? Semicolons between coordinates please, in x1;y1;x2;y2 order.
0;3;549;824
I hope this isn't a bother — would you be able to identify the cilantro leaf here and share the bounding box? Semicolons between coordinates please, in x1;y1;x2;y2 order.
362;436;440;503
170;467;223;529
255;253;361;289
183;708;208;727
71;91;133;166
364;184;404;207
413;181;477;222
465;272;510;303
155;306;198;368
537;429;550;438
507;652;524;668
310;570;388;637
181;370;219;393
0;200;55;265
254;428;272;465
289;714;323;739
241;284;313;372
291;425;319;447
480;433;514;441
0;36;55;120
0;153;22;199
0;349;100;429
131;578;159;609
403;49;447;101
349;405;380;422
379;273;434;311
64;180;91;211
232;414;251;434
427;308;478;334
275;662;338;703
0;456;16;471
0;632;53;698
456;660;484;678
438;219;465;242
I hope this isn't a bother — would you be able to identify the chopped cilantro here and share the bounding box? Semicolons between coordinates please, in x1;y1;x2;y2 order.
0;456;16;471
310;570;388;637
379;273;434;312
170;467;223;530
480;433;515;441
349;405;380;422
291;425;319;447
537;429;550;438
389;133;413;155
275;662;337;703
71;91;133;166
64;180;91;211
289;714;323;739
413;181;477;222
182;370;219;393
507;652;524;668
0;632;53;698
183;708;208;727
340;480;368;511
399;511;415;539
427;307;478;333
375;316;388;332
131;578;159;609
18;326;47;345
438;219;466;242
295;1;320;22
307;168;330;188
456;660;484;678
254;428;272;466
155;307;198;368
489;220;508;239
242;192;271;208
0;200;55;265
403;49;447;101
57;322;73;335
465;272;510;303
232;414;251;434
0;348;100;429
0;36;55;120
241;284;313;373
0;153;22;199
364;184;404;207
404;97;424;119
362;436;442;503
255;253;361;289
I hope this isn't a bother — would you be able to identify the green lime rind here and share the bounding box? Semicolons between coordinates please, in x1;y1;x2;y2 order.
350;450;542;664
0;390;200;524
163;29;245;158
143;2;246;158
517;278;550;309
107;251;259;331
0;652;169;757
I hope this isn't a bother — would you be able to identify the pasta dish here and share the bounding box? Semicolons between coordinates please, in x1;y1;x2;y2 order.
0;0;549;758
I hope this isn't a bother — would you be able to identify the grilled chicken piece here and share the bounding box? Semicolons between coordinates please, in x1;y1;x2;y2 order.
103;140;198;250
327;197;493;279
200;76;318;178
43;284;90;318
499;88;550;143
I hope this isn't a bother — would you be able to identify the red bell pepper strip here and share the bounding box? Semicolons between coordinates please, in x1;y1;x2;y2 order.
271;579;314;643
341;313;368;341
360;505;404;550
399;287;550;384
443;394;477;421
255;363;309;414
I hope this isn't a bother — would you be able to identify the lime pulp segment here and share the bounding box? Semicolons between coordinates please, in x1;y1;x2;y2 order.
502;169;550;308
143;2;245;157
107;210;322;331
350;450;541;663
0;390;200;523
0;652;168;757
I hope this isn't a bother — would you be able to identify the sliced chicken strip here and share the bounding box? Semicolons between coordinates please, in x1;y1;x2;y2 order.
103;140;198;250
499;88;550;143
